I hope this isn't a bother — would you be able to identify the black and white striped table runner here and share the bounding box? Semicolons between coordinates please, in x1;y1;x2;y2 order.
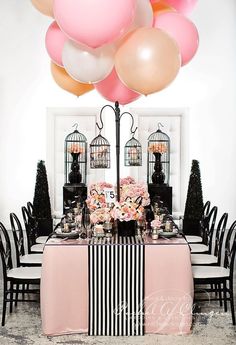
88;235;144;336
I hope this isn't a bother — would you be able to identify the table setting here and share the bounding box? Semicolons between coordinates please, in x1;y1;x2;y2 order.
40;177;193;337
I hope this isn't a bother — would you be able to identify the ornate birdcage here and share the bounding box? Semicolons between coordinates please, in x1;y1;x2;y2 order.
147;123;170;185
65;124;87;185
124;136;142;166
90;134;110;169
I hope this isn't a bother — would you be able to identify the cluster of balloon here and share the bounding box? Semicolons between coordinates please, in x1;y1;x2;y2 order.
31;0;199;105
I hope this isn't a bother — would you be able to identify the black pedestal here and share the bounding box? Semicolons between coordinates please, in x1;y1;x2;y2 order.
148;184;172;214
63;183;87;213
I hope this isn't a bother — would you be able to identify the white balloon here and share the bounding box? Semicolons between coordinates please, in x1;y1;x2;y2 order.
62;40;115;84
115;0;153;48
131;0;153;29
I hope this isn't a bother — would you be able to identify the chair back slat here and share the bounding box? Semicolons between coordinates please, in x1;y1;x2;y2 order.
203;200;211;217
213;213;228;262
0;222;13;274
21;206;38;253
10;213;25;267
27;201;35;217
202;206;217;250
224;221;236;275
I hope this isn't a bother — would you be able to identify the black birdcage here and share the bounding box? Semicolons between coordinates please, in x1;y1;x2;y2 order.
147;123;170;185
65;124;87;185
90;134;110;169
124;136;142;166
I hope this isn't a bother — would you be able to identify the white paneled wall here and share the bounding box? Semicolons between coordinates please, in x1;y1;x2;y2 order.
47;107;187;215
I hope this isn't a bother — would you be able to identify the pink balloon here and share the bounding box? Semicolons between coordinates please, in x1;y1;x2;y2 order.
45;21;68;67
95;69;141;105
154;12;199;65
54;0;136;48
164;0;197;14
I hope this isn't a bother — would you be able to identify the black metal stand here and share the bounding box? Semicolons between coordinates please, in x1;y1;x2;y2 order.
97;101;137;202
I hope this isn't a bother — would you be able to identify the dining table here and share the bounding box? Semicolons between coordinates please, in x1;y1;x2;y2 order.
40;233;193;336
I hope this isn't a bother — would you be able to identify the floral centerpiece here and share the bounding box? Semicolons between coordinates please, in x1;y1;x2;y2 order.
111;198;144;237
151;218;162;229
90;207;111;224
86;177;150;237
86;181;113;211
120;176;150;207
111;200;144;222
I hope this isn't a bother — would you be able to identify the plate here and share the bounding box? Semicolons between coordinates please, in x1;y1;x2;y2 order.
159;231;177;238
54;229;80;239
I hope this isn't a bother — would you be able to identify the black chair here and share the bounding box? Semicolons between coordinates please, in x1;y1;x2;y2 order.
190;206;218;254
26;202;48;245
192;220;236;325
202;200;211;217
10;213;42;266
191;212;228;265
27;201;35;217
0;222;41;326
21;207;44;254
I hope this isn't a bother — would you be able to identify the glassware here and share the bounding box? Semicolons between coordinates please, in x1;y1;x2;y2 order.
151;227;159;240
103;221;113;237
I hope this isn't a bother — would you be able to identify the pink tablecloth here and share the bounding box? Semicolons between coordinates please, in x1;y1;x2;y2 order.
41;237;193;336
41;244;88;336
145;244;193;334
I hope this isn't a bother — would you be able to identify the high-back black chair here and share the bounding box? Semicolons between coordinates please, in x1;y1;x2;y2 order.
193;220;236;325
191;212;228;266
214;212;228;264
10;213;26;267
199;200;212;237
21;207;44;254
27;201;35;217
203;206;218;251
10;213;42;266
190;206;218;254
203;200;211;216
0;222;41;326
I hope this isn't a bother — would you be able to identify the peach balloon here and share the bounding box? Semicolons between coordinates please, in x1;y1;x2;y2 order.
165;0;198;14
95;68;141;105
31;0;54;17
51;62;94;96
115;28;181;95
151;0;175;15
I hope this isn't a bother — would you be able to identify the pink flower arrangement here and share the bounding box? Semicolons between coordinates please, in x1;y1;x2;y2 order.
120;181;150;207
86;181;114;211
90;208;111;224
120;176;136;186
86;177;150;223
148;143;167;154
67;143;85;154
151;219;162;229
111;201;144;222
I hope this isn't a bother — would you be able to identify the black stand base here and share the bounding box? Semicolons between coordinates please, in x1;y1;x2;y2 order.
117;220;136;237
63;183;87;213
148;184;172;214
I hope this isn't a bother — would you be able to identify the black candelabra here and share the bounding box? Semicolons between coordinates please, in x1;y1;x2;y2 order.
90;101;141;201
